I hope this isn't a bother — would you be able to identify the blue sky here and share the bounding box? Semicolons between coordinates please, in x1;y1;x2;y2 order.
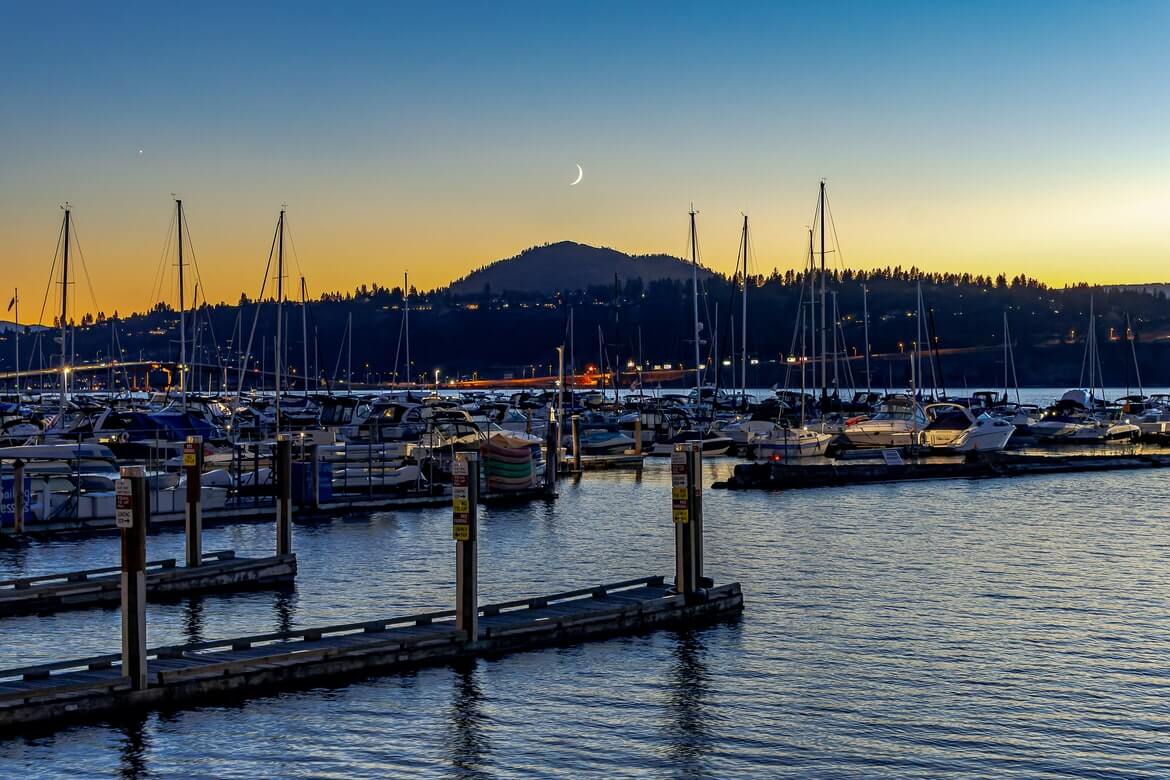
1;1;1167;316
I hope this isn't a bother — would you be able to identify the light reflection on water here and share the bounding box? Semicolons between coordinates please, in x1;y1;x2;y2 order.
2;441;1170;776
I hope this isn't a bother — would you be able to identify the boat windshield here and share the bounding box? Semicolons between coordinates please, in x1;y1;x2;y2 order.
871;403;917;421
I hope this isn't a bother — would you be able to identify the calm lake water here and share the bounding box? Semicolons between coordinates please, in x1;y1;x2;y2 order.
2;388;1169;777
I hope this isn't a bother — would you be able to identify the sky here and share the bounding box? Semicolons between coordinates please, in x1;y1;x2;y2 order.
1;1;1168;322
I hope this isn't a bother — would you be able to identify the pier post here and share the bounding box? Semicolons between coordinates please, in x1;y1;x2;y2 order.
671;443;704;596
116;465;149;690
543;407;557;495
688;441;706;587
634;416;643;456
275;436;292;556
452;452;479;642
184;435;203;568
308;444;321;510
12;459;24;534
571;414;581;473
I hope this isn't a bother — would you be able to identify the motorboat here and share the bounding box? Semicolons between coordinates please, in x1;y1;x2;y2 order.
841;395;928;448
920;403;1015;452
753;426;833;458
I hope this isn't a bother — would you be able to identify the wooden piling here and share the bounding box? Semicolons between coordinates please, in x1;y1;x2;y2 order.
309;444;321;510
688;441;705;586
184;435;203;568
571;414;581;473
117;466;149;690
452;452;479;642
12;459;24;535
634;416;643;456
275;437;292;556
671;443;702;596
543;407;558;495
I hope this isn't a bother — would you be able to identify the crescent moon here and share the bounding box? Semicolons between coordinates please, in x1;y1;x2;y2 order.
570;163;583;186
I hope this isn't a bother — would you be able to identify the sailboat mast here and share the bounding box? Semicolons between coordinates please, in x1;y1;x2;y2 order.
800;291;807;429
831;290;839;395
176;199;187;411
404;271;411;385
740;214;748;401
819;181;827;405
690;206;702;391
59;206;70;417
915;281;924;398
1003;311;1009;401
300;277;309;397
346;311;353;389
1128;313;1144;396
275;208;284;430
807;227;816;396
862;283;871;395
12;289;18;393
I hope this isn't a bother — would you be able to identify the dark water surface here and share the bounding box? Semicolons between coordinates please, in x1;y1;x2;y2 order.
3;454;1170;778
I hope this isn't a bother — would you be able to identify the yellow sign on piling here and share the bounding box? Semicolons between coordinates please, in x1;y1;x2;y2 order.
671;449;689;524
452;456;471;539
182;443;197;468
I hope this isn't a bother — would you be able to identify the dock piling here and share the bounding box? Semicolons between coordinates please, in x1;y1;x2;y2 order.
452;452;479;642
543;407;558;495
671;442;705;596
184;435;203;568
12;459;24;534
117;465;149;690
634;416;643;456
309;444;321;510
571;414;581;473
275;437;292;556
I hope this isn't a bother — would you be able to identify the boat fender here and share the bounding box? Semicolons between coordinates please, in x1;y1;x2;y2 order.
846;415;867;426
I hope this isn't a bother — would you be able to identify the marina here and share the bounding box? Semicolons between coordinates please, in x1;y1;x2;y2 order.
3;4;1168;773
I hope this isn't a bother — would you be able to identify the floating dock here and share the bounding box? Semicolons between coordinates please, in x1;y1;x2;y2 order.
717;451;1170;491
0;575;742;731
561;453;645;473
4;485;553;538
0;550;296;617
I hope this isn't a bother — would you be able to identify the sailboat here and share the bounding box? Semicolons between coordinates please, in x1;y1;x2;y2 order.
1032;299;1138;443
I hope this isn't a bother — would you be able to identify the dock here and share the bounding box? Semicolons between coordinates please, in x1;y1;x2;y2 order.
717;451;1170;491
4;485;553;538
0;575;742;731
0;550;297;617
560;453;645;473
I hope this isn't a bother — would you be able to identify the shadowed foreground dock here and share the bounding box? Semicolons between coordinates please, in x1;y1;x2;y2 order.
0;551;296;617
0;576;742;731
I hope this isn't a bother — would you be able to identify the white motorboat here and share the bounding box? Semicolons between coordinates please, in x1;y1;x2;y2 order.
842;396;928;448
920;404;1015;452
753;427;833;458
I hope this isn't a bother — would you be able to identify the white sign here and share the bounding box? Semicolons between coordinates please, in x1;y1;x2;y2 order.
115;479;132;496
452;458;469;477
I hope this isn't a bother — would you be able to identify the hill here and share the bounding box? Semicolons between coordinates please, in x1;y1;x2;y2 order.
445;241;715;295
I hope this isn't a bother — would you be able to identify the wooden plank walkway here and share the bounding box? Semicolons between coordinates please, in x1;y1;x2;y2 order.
0;576;742;731
0;551;297;617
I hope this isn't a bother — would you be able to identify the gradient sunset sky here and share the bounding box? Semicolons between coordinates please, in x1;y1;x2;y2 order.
1;1;1167;321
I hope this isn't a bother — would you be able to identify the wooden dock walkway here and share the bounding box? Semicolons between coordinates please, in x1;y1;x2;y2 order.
0;576;742;731
0;551;296;617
